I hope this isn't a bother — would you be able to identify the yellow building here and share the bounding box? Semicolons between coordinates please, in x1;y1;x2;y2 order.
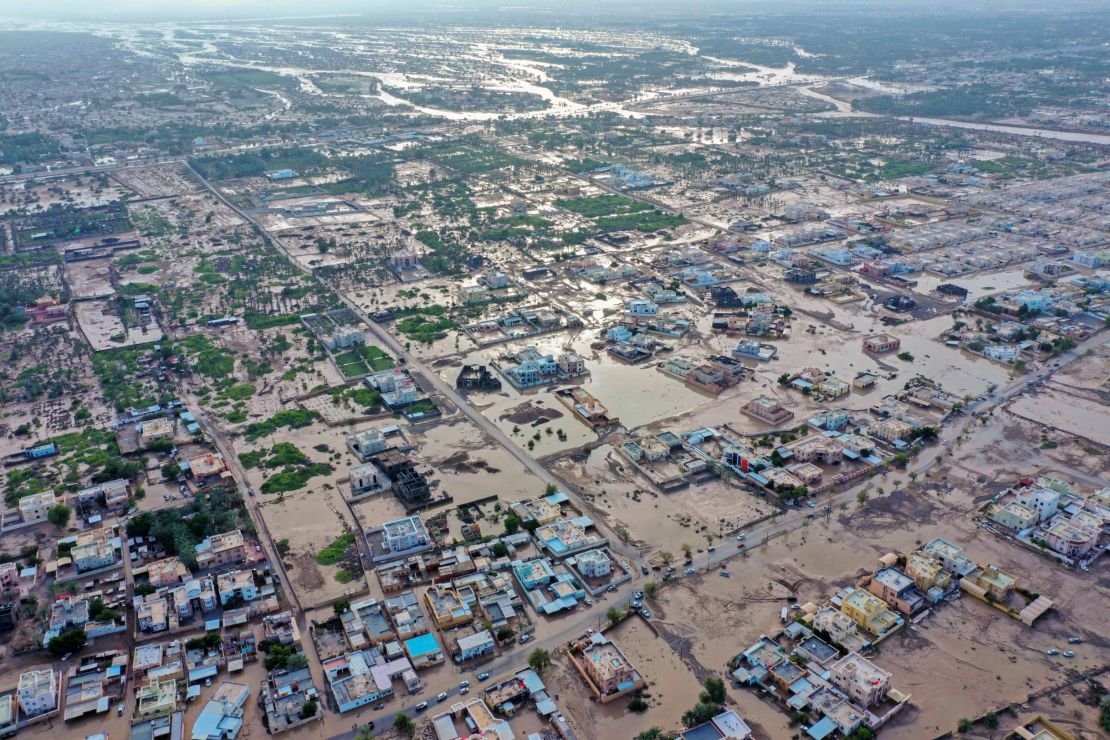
423;585;473;630
134;678;177;721
839;587;901;636
960;565;1016;602
905;550;951;592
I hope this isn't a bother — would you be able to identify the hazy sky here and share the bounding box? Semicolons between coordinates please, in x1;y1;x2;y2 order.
6;0;1094;21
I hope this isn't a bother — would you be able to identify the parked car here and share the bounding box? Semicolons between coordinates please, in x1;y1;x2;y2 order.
459;687;469;695
707;546;716;553
459;681;470;689
519;634;532;644
436;692;449;702
117;703;125;716
806;500;816;508
719;571;731;577
583;597;593;606
684;567;695;575
1063;651;1075;658
633;591;644;600
1067;637;1083;644
640;609;652;619
1045;649;1060;656
477;673;490;682
415;702;429;712
641;565;649;575
606;584;616;592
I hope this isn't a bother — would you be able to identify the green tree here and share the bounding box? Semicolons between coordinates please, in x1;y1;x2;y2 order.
161;462;181;479
682;703;720;728
628;697;649;713
984;712;999;729
636;730;665;740
47;503;71;529
300;699;318;718
333;599;350;616
394;712;415;738
503;514;521;535
957;718;972;733
643;581;658;599
700;676;726;705
607;607;624;627
527;647;551;675
48;626;87;657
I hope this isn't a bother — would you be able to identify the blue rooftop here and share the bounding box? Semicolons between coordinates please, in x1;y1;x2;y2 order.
807;716;838;740
404;633;441;658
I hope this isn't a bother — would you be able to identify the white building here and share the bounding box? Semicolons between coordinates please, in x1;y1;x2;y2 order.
575;549;612;579
17;668;57;717
347;427;389;461
456;630;496;661
626;299;658;316
351;462;392;497
382;516;431;554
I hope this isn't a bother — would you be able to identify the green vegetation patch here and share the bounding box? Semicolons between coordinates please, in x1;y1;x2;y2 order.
315;532;355;566
241;409;321;442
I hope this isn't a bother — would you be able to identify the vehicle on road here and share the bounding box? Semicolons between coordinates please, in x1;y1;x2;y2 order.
684;567;695;575
719;570;731;577
459;687;469;695
117;703;125;716
606;584;616;592
806;500;816;508
641;565;649;575
707;546;716;552
1067;637;1082;644
477;673;490;682
1063;651;1075;658
437;692;449;702
459;681;470;689
583;597;593;606
735;534;746;541
415;701;428;712
1045;649;1059;656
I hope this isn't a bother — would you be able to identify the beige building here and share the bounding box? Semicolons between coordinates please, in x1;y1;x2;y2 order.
19;491;56;524
863;333;901;353
989;501;1039;532
742;396;794;425
145;557;190;588
813;606;858;645
135;678;177;720
195;530;246;569
577;635;644;702
828;652;891;708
